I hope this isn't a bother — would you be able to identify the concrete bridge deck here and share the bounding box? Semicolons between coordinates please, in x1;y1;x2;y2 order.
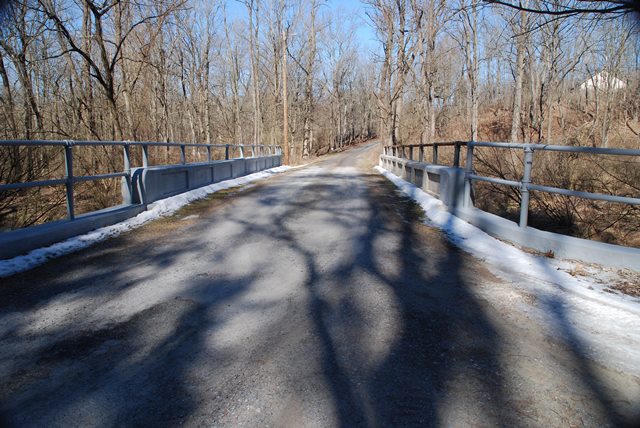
1;142;639;427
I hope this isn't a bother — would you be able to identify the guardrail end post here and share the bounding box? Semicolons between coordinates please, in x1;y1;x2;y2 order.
64;143;75;220
463;143;474;208
142;144;149;168
122;144;133;204
519;146;534;228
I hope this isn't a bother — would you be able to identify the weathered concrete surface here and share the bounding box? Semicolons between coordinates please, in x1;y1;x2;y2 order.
1;142;639;427
0;204;146;260
0;155;281;260
378;154;640;271
133;155;281;205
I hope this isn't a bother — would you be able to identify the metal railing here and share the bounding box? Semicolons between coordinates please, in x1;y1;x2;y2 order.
464;142;640;228
0;140;282;221
383;141;640;229
383;141;467;167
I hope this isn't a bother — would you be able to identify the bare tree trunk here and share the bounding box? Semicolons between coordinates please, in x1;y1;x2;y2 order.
82;2;95;139
471;0;478;141
116;1;135;140
302;0;317;159
0;52;17;137
510;5;527;143
462;0;478;141
246;0;262;146
282;25;290;164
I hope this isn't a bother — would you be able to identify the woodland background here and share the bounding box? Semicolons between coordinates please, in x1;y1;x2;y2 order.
0;0;639;247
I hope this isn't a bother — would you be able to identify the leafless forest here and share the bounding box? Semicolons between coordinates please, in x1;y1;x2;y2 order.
0;0;639;246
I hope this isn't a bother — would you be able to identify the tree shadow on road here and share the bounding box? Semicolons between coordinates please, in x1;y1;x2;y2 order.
0;169;636;427
227;171;517;426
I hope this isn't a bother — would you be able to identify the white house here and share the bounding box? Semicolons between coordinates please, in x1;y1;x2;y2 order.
579;71;626;92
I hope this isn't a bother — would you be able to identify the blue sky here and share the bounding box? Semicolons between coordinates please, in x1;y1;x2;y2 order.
223;0;378;52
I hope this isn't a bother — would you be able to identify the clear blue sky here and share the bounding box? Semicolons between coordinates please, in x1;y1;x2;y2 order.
223;0;378;52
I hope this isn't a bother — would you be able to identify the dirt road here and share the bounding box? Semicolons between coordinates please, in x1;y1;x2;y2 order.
1;142;638;427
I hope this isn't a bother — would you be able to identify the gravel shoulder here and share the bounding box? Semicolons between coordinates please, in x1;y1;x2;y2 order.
1;142;638;427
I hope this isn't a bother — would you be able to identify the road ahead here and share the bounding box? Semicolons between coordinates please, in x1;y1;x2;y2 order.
1;142;638;427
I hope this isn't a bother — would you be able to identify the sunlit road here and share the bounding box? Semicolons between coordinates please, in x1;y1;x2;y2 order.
1;142;638;427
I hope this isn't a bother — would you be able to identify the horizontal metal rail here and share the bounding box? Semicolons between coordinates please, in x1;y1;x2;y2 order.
469;174;640;206
383;140;640;230
470;141;640;156
0;139;274;149
467;174;520;188
383;141;467;167
528;184;640;205
74;172;128;183
0;178;68;191
0;140;282;221
463;141;640;228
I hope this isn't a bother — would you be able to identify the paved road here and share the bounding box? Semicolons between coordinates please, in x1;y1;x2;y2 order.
1;142;638;427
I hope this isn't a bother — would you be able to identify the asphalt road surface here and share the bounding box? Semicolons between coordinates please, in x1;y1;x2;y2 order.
1;142;639;427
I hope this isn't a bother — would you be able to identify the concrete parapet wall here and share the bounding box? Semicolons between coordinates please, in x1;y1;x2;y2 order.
133;156;281;205
0;204;145;260
456;207;640;270
379;155;467;208
1;155;281;260
379;154;640;270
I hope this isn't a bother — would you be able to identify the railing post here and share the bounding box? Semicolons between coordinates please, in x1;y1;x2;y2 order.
252;145;256;157
64;142;75;220
433;145;439;165
419;146;424;162
464;143;474;208
240;145;245;158
180;144;186;164
142;144;149;168
207;145;212;162
225;144;230;160
454;143;461;168
123;144;132;204
409;146;414;160
519;146;534;228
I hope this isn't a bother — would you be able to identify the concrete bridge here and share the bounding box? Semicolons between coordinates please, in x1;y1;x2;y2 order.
1;142;639;427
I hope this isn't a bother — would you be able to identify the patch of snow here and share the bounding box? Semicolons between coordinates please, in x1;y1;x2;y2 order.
0;166;292;278
375;166;639;311
376;166;640;375
181;215;200;221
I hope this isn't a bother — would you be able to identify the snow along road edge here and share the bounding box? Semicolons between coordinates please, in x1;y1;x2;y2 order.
0;166;293;278
374;166;640;317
